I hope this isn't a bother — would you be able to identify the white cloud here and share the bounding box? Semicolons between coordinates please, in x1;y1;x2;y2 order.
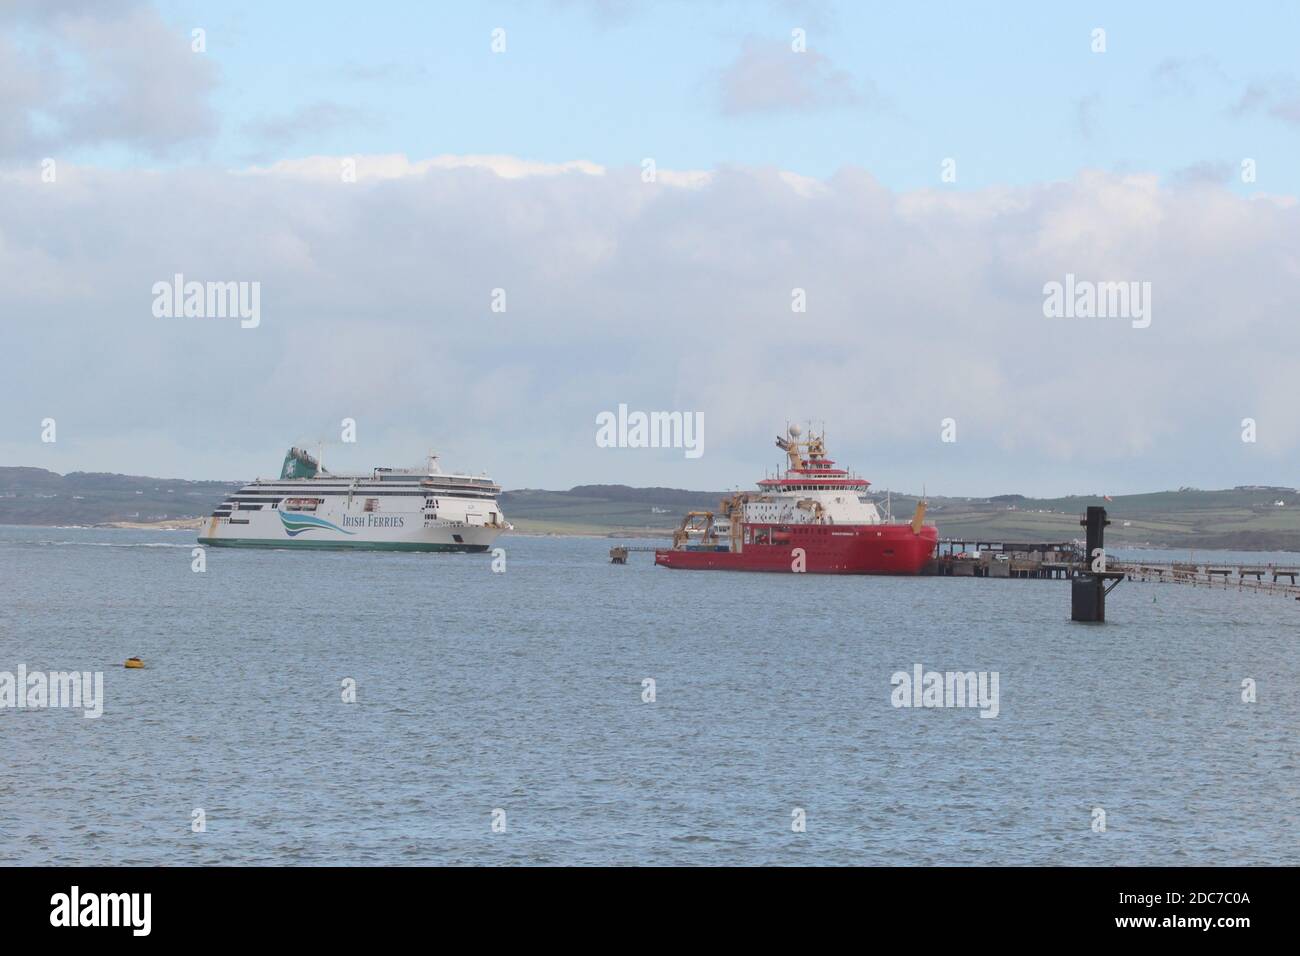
241;153;608;181
2;155;1297;495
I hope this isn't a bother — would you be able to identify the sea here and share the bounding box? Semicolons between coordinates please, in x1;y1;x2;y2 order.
2;525;1296;866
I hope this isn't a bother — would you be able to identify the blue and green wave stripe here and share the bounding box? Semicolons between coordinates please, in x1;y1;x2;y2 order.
278;510;355;537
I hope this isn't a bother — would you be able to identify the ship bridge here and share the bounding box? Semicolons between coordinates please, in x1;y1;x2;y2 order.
756;459;871;493
748;426;881;524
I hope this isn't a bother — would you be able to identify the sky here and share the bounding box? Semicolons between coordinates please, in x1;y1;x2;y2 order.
2;0;1299;495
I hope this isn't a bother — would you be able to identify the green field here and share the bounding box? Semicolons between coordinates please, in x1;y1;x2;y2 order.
926;488;1300;550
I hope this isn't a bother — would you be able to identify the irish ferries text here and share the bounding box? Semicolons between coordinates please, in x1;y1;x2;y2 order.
342;515;406;528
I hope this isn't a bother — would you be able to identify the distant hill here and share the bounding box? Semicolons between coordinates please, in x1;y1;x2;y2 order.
0;467;239;526
500;485;728;534
922;487;1300;551
3;466;1300;550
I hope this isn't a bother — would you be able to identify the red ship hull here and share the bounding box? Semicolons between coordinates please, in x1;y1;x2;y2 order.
655;522;938;574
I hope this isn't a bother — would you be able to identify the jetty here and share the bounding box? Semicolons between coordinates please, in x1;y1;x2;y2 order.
609;535;1300;599
1113;560;1300;598
609;545;658;563
927;539;1080;578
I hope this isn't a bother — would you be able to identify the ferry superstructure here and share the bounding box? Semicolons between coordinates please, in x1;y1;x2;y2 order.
655;425;938;574
198;447;508;552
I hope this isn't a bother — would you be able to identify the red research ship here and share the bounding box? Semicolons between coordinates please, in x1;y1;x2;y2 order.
655;425;938;574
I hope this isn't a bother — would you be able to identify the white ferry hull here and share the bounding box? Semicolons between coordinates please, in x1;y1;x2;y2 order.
197;449;507;553
199;511;501;552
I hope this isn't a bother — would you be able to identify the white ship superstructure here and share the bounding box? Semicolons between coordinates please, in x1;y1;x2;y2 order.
198;447;508;552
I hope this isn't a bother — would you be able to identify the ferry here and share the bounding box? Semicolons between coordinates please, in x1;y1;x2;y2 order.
655;425;938;574
198;447;508;552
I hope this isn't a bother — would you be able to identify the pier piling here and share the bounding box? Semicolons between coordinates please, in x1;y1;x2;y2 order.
1072;506;1124;622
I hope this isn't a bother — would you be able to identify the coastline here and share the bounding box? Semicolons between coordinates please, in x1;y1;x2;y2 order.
99;518;206;531
3;519;1299;553
0;518;674;539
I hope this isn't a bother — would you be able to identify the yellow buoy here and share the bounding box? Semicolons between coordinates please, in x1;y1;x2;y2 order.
124;657;144;669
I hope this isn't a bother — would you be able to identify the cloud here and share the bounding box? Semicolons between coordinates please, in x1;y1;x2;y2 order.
240;153;608;181
1228;82;1271;117
1075;94;1100;141
242;102;377;152
0;0;218;159
1151;55;1226;96
2;156;1298;496
0;0;133;24
546;0;841;31
545;0;646;26
1228;75;1300;126
1170;160;1233;186
717;38;869;115
1269;96;1300;125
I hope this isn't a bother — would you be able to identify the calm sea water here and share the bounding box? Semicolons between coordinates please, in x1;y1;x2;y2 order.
2;526;1296;866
